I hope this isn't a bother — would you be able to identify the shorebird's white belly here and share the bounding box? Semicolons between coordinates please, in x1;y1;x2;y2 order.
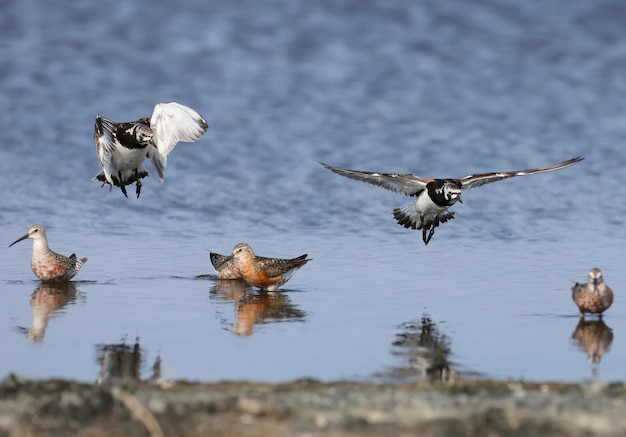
111;147;148;172
414;191;449;215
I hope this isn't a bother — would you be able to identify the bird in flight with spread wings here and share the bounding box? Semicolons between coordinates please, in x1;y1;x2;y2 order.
320;156;583;245
94;102;208;198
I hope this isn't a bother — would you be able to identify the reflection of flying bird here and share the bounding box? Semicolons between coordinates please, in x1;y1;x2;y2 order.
320;157;583;244
209;251;241;280
9;225;88;282
381;315;456;383
94;102;208;198
231;243;310;291
571;318;613;363
572;268;614;318
95;340;142;384
95;339;165;385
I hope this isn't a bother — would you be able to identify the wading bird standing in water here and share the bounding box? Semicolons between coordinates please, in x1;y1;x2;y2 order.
9;225;88;282
229;243;310;291
572;268;613;318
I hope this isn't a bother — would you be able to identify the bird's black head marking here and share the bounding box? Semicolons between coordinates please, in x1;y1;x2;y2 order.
427;179;463;207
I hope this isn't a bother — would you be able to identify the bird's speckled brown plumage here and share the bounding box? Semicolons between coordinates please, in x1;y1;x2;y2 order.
230;243;309;291
9;225;87;282
572;268;613;317
209;251;241;280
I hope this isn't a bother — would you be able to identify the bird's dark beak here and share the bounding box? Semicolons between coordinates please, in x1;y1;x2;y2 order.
457;195;463;204
593;278;599;291
9;233;29;248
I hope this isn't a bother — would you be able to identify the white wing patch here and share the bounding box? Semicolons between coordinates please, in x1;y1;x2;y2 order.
148;102;209;181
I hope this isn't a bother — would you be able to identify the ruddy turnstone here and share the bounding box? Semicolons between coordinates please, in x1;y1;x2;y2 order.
230;243;310;291
572;268;614;318
94;101;208;198
9;225;88;282
209;251;241;280
319;157;583;244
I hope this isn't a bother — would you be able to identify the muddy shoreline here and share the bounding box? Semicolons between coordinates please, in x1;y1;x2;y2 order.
1;374;625;436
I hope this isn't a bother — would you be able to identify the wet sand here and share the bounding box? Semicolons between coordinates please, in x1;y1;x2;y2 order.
1;375;625;437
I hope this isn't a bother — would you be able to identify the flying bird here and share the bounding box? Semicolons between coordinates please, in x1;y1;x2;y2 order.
320;156;583;244
94;102;208;198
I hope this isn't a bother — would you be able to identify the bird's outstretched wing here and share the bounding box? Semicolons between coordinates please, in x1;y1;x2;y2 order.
94;116;119;185
460;156;583;190
148;102;209;181
319;161;429;197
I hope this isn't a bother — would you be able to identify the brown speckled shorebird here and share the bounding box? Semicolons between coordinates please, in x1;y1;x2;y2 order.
9;225;88;282
572;268;613;318
230;243;310;291
209;251;241;280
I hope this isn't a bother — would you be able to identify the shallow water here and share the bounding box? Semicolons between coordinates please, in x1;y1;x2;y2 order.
1;0;626;384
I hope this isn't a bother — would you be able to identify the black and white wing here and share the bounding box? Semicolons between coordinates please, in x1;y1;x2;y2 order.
460;156;583;190
148;102;209;181
319;161;429;197
94;116;120;185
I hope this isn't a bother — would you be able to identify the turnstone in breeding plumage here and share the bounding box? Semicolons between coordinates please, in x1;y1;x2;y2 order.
230;243;310;291
94;102;208;198
572;268;614;318
320;157;583;244
9;225;88;282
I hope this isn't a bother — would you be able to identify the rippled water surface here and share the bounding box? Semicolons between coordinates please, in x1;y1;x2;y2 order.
1;0;626;384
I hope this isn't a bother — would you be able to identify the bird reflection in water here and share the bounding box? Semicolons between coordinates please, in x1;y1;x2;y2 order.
571;318;614;365
210;280;306;336
95;337;162;385
16;282;84;342
378;315;463;382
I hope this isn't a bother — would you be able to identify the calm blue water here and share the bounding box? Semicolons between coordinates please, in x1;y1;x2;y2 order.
1;0;626;383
